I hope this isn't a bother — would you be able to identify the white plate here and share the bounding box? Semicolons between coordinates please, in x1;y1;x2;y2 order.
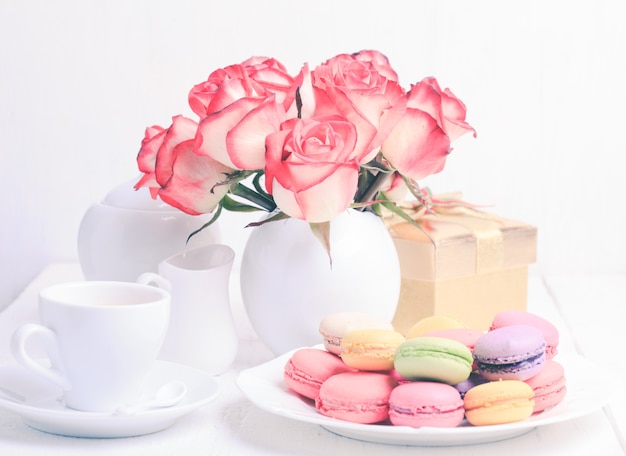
236;348;617;446
0;360;220;438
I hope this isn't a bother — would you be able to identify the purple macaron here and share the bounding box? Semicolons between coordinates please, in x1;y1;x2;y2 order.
473;325;546;381
454;372;489;399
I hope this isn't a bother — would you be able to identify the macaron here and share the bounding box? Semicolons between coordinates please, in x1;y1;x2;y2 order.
389;381;465;428
524;359;567;413
464;380;535;426
423;327;484;370
454;372;489;399
393;336;473;384
423;327;483;351
490;310;560;359
473;325;546;381
319;312;394;355
316;372;397;424
340;329;405;371
406;315;465;339
283;348;355;400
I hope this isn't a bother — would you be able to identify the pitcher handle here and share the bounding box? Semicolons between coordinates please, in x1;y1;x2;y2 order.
137;272;172;291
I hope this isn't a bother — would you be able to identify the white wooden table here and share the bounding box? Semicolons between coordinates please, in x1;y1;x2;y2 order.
0;263;624;455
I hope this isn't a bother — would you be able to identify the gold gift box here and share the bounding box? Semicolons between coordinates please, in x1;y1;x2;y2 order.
386;203;537;335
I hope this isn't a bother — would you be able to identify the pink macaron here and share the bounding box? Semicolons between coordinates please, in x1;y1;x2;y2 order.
490;310;559;359
284;348;355;400
316;372;397;424
525;359;567;413
388;381;465;428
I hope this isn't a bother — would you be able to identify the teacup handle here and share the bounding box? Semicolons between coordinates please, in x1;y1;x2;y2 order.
10;324;71;391
137;272;171;291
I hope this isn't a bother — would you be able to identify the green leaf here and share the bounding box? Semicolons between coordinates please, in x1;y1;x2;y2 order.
186;204;223;244
370;201;383;217
230;182;277;212
354;165;392;206
251;171;274;201
221;194;266;213
309;221;332;267
245;211;289;227
380;198;426;233
223;169;255;183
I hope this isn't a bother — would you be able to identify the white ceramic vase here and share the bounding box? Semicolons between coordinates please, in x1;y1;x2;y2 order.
240;210;401;355
78;178;220;282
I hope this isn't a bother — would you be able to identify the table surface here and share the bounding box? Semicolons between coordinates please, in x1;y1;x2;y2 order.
0;263;624;455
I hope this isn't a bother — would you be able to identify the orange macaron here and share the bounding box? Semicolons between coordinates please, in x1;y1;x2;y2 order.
464;380;535;426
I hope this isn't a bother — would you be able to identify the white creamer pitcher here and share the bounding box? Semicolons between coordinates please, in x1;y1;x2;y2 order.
138;244;238;375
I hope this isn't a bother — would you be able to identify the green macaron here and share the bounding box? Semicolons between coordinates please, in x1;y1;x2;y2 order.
394;336;473;384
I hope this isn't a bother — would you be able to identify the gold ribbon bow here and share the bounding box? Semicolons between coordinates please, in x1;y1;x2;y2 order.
386;192;505;275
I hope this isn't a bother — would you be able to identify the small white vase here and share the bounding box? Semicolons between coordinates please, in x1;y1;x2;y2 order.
78;178;220;282
240;210;401;355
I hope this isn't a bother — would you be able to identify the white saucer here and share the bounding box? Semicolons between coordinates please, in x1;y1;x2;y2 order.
0;360;220;438
236;347;617;446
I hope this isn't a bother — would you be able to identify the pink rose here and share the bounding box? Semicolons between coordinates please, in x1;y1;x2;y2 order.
187;65;249;118
188;57;298;117
190;59;292;170
265;116;361;223
194;93;286;170
135;115;232;215
135;115;198;193
382;77;476;180
157;140;232;215
311;50;407;162
135;124;167;197
239;56;299;112
406;77;476;142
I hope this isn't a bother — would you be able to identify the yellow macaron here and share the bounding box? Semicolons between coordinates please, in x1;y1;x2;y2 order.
340;329;406;371
406;315;465;339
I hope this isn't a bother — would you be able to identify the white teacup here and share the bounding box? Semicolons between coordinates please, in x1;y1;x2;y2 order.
137;244;237;375
10;281;170;412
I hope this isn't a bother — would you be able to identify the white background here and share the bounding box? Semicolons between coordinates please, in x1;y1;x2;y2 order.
1;0;625;311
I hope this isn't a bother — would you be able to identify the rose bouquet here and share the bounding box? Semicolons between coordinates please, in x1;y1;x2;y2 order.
135;50;475;253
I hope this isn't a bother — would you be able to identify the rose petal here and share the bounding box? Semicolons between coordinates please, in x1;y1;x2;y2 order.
409;78;476;142
194;97;266;169
313;86;378;162
287;63;315;118
136;125;166;176
226;96;286;170
265;116;359;193
407;82;444;128
188;65;248;117
241;56;295;105
265;116;361;222
270;164;359;223
352;50;399;82
158;140;232;215
440;88;477;141
154;116;199;187
204;77;265;115
382;108;451;180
